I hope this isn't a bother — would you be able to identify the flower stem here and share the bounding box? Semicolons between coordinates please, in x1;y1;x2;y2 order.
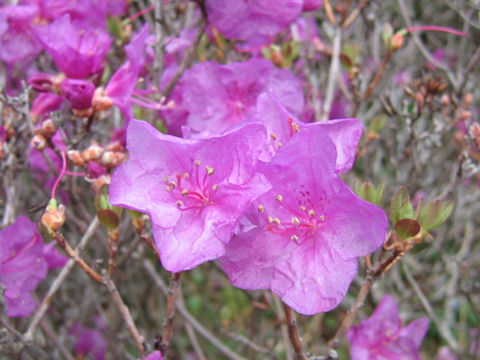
283;303;307;360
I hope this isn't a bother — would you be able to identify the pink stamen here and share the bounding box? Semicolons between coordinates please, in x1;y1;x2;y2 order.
406;26;467;37
51;151;67;200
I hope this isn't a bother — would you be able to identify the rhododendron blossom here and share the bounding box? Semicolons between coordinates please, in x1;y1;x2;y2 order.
37;14;112;79
220;127;387;315
163;58;304;137
110;119;271;272
347;294;429;360
205;0;303;47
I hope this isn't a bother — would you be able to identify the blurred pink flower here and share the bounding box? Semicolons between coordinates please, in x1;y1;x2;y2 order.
37;14;112;79
162;58;303;137
347;294;429;360
0;216;47;317
205;0;303;47
139;351;164;360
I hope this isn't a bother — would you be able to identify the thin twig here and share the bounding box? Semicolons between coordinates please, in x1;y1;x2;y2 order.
160;272;181;356
54;232;103;283
178;287;207;360
342;0;369;29
324;0;337;26
25;217;100;340
152;0;164;93
104;277;146;357
403;262;459;351
272;294;293;360
144;260;247;360
283;304;307;360
320;26;342;121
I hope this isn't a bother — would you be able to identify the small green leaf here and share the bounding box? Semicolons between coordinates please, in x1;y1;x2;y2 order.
389;187;414;224
394;218;421;239
418;200;454;232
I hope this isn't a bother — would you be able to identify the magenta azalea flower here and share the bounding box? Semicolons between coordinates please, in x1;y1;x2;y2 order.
109;119;271;272
0;216;47;317
37;14;112;79
220;126;387;315
205;0;303;46
163;58;303;137
347;294;430;360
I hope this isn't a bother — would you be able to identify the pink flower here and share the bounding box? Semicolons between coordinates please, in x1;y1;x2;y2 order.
0;5;43;66
101;24;150;121
347;294;430;360
205;0;303;47
70;317;107;360
220;126;387;315
163;58;303;137
37;14;112;79
109;120;271;272
0;216;47;317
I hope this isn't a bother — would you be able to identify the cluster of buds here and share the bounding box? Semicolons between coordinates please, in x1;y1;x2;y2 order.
40;199;66;238
404;75;448;112
30;119;58;150
67;142;127;170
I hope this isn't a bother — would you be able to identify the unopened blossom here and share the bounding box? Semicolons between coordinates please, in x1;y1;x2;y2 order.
205;0;303;47
220;127;387;315
253;91;363;172
30;93;64;123
61;78;95;110
37;14;112;79
163;58;303;137
347;294;430;360
110;119;271;272
0;216;47;317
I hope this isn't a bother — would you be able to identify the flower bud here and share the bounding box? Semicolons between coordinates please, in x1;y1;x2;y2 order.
390;33;404;51
92;87;113;112
61;79;95;110
464;93;473;107
41;119;57;138
441;94;450;106
67;150;86;166
41;201;66;232
31;134;47;150
98;151;127;168
82;143;104;162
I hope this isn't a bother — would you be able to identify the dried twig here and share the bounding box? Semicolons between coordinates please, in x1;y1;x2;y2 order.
320;27;342;121
283;303;307;360
159;272;181;356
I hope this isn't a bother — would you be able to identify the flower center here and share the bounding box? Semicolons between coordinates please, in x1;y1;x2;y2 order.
163;160;218;211
258;193;325;244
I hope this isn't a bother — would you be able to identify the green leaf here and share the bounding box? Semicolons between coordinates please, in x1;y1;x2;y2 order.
353;180;386;206
418;200;454;232
389;187;414;224
394;218;421;239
